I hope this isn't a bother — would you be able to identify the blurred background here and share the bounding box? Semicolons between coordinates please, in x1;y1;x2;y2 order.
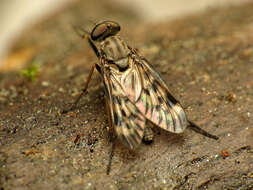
0;0;250;70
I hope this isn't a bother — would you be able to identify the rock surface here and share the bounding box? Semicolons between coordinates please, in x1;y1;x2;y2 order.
0;1;252;190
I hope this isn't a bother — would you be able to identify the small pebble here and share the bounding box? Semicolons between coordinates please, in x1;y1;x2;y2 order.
42;81;50;87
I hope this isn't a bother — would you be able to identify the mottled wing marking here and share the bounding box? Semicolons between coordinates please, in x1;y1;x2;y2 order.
103;70;145;149
120;58;142;103
134;57;188;133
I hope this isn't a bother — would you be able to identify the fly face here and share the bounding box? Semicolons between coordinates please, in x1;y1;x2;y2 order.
90;21;130;72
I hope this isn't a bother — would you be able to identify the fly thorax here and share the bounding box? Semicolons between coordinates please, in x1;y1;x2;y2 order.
101;36;130;70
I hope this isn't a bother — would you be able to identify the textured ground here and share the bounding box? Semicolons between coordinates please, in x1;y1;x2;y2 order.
0;1;252;190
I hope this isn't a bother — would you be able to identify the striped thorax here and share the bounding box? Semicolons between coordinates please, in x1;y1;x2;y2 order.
100;36;130;70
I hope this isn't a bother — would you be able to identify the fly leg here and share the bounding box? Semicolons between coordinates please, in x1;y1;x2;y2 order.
188;121;219;140
62;25;102;114
62;64;96;113
72;25;101;58
142;121;154;145
105;98;116;175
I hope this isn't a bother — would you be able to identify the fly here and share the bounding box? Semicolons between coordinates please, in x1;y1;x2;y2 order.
63;20;219;174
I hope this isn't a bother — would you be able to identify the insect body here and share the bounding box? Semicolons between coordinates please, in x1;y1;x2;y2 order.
69;21;218;150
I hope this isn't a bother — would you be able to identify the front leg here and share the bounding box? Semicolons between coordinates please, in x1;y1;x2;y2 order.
73;25;101;58
62;63;96;113
88;38;100;58
105;98;117;175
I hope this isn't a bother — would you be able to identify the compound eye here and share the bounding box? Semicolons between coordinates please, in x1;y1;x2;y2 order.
91;21;120;41
91;23;108;41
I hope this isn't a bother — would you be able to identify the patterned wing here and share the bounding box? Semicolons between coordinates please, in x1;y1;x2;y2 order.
134;57;188;133
103;70;146;149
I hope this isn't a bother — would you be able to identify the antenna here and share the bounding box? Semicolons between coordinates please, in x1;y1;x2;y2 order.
87;19;97;25
71;25;90;39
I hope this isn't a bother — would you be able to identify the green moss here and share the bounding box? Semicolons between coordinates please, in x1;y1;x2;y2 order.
20;61;40;82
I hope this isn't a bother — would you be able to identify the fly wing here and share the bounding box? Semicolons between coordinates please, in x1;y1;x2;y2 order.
103;70;146;149
134;57;188;133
